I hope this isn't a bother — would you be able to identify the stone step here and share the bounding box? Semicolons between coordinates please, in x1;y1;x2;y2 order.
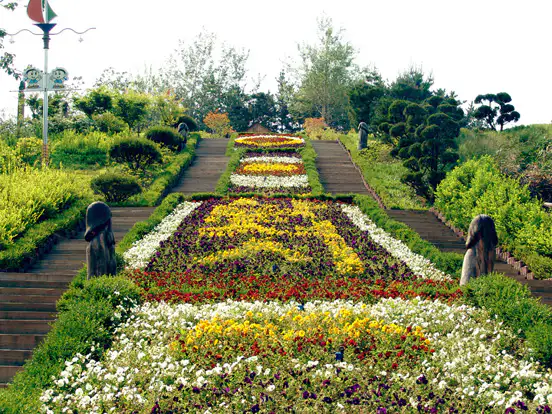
0;302;57;312
0;366;22;383
0;319;52;334
0;349;33;365
0;273;74;282
0;311;56;320
0;295;59;304
0;334;45;350
0;279;69;289
0;287;65;297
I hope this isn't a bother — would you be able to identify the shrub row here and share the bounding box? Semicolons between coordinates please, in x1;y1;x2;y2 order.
0;274;142;413
435;156;552;279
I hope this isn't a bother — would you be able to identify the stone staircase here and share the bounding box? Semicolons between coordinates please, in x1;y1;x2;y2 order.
311;141;372;195
0;207;155;388
171;139;229;194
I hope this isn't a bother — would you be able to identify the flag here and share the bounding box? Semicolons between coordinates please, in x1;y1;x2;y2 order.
27;0;57;23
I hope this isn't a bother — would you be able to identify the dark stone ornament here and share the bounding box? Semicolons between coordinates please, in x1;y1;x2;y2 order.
85;201;116;279
358;122;370;150
460;214;498;286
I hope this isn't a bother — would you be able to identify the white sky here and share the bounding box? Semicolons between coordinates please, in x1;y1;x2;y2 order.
1;0;551;125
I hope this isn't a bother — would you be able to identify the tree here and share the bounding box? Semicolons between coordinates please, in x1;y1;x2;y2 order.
0;1;19;78
203;112;234;137
247;92;276;130
291;16;357;129
274;70;297;132
473;92;520;131
348;67;386;126
114;91;150;132
161;30;249;128
382;93;464;200
389;66;433;102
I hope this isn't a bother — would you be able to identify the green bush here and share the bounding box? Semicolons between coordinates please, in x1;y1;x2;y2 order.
15;137;42;166
145;125;183;151
50;130;112;168
0;166;92;250
91;173;142;203
175;114;199;132
0;140;21;173
435;156;552;278
109;137;162;171
92;112;128;135
463;273;552;366
0;274;142;413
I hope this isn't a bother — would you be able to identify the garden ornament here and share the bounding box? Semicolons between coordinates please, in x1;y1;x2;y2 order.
460;214;498;286
177;123;189;150
85;201;116;279
358;122;369;150
49;67;68;90
23;66;43;90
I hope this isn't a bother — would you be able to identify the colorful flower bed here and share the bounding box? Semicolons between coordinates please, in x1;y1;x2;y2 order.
234;135;305;149
42;196;552;413
229;152;311;194
42;300;552;413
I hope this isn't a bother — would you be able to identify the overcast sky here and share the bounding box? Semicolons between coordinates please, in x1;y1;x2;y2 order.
1;0;551;125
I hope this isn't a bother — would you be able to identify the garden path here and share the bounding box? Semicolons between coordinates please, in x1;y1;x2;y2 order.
0;207;155;388
171;138;229;194
311;139;552;307
311;141;374;195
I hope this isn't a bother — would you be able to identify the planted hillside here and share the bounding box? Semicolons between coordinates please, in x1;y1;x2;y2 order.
435;156;552;279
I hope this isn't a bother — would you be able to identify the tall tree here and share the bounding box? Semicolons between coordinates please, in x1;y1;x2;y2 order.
474;92;520;131
274;69;297;132
292;16;357;129
161;30;249;128
389;66;433;102
348;67;386;126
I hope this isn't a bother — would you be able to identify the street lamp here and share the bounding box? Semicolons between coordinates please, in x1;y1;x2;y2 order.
7;0;95;165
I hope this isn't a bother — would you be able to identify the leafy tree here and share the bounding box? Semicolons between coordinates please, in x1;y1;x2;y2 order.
274;70;297;132
389;66;433;102
74;87;115;117
383;94;463;200
113;91;150;132
162;30;249;128
0;1;19;78
247;92;276;130
474;92;520;131
348;67;386;126
291;16;357;129
203;112;234;137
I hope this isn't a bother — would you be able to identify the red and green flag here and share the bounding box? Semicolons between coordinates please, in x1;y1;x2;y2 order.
27;0;57;23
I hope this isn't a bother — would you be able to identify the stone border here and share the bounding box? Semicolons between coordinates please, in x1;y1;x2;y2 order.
428;207;535;280
336;139;387;210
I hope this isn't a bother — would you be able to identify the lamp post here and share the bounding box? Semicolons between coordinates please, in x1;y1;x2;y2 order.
7;0;95;165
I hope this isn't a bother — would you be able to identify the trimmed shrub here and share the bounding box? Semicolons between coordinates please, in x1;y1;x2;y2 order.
145;126;183;151
50;130;111;169
91;173;142;203
175;114;198;132
109;137;162;171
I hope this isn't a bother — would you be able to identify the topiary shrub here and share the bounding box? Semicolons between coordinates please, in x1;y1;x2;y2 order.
174;114;198;132
90;173;142;203
145;126;183;151
109;137;162;172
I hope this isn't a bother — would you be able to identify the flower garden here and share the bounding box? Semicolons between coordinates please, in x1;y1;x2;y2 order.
40;191;552;412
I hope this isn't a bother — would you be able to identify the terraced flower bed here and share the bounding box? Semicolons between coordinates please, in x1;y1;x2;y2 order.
234;135;305;149
42;196;552;413
228;152;311;194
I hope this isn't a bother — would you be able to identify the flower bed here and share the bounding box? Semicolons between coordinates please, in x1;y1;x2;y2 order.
42;299;552;413
234;135;305;149
41;196;552;413
229;152;311;195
